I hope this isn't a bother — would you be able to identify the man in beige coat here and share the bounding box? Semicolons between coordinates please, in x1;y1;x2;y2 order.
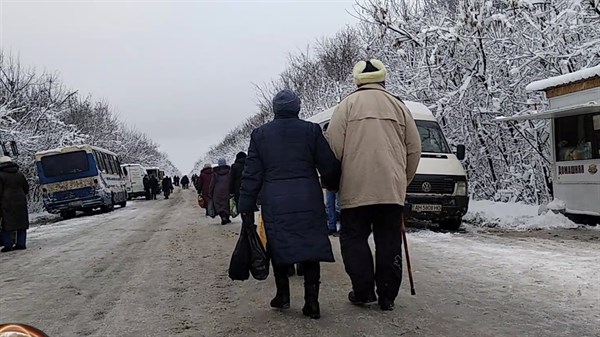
327;59;421;311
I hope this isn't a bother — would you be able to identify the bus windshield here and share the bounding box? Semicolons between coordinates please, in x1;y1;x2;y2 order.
41;151;90;177
416;120;451;154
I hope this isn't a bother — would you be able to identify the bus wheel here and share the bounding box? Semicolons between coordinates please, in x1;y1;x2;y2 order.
83;208;94;215
60;210;76;220
101;202;115;213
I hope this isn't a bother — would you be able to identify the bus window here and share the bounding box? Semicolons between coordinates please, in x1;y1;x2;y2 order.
41;151;90;177
122;166;128;176
101;153;111;174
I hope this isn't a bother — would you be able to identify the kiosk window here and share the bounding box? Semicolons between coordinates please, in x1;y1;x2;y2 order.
555;113;600;161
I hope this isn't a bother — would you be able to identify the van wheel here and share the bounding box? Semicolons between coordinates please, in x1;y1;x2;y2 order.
119;200;127;208
83;208;94;215
60;210;76;220
439;218;462;231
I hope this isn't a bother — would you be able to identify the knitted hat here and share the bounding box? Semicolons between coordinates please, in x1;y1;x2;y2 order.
273;89;301;115
218;158;227;166
353;59;387;85
203;163;211;169
0;156;13;164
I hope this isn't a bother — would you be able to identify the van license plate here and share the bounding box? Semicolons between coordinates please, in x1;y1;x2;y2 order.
412;204;442;212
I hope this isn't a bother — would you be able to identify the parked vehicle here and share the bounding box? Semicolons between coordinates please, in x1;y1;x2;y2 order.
121;164;146;199
35;145;128;219
146;167;164;194
307;101;469;230
498;65;600;224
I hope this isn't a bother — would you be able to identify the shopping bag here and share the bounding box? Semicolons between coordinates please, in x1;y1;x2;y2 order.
197;195;205;208
245;223;269;281
228;226;251;281
230;198;239;218
257;212;267;249
207;200;217;218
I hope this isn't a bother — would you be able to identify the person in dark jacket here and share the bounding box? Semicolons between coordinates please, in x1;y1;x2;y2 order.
209;158;232;225
197;164;213;216
173;176;180;187
149;176;159;200
229;152;246;218
238;90;341;319
181;175;190;189
143;175;151;200
0;156;30;252
162;177;173;199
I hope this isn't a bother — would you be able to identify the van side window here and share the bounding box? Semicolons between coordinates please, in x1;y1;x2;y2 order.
93;150;105;173
122;166;128;176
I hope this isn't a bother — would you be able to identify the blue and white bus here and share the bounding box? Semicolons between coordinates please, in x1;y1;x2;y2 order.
35;145;128;219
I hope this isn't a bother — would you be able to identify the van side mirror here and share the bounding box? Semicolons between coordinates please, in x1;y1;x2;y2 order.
456;144;466;160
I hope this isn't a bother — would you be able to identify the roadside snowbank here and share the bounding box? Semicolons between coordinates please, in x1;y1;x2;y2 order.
464;200;579;230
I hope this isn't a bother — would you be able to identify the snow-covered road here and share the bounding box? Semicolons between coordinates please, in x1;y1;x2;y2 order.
0;190;598;337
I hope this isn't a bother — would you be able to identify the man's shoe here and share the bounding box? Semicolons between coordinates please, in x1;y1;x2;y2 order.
378;298;395;311
348;291;377;305
13;245;26;250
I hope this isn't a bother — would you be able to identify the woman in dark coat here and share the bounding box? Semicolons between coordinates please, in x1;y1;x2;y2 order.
196;164;213;216
0;156;30;252
209;158;231;225
162;177;173;199
238;90;340;319
229;152;246;206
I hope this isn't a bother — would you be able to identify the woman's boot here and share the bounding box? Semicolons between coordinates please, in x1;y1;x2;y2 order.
302;283;321;319
270;273;290;309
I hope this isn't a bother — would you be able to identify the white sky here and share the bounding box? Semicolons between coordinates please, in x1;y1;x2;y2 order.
0;0;358;172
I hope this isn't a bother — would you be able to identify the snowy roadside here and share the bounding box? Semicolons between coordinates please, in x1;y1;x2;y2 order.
463;199;597;231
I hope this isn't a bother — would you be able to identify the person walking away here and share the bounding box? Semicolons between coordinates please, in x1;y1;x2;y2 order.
162;176;173;199
181;175;190;189
149;175;159;200
143;175;151;200
0;156;30;252
238;90;340;319
173;176;180;187
168;176;174;193
197;164;213;216
209;158;232;225
229;152;247;221
191;174;198;189
327;59;421;311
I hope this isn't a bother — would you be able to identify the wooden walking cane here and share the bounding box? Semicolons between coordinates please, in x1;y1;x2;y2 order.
400;213;416;295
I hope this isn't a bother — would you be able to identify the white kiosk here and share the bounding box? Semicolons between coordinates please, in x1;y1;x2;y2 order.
498;65;600;223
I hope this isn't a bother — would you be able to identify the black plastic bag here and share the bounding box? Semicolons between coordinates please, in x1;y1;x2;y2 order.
207;200;217;218
228;226;251;281
245;224;269;281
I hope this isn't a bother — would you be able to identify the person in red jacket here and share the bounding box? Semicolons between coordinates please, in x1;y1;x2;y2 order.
196;164;213;216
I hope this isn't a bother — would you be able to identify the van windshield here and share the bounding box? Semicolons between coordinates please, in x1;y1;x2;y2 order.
41;151;90;177
416;120;451;154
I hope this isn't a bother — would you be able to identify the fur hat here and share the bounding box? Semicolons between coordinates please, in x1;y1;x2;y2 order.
0;156;13;164
353;59;387;85
203;163;211;169
217;158;227;166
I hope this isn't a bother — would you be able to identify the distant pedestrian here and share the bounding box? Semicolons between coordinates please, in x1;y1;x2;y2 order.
238;89;340;319
323;123;341;236
149;175;159;200
327;59;422;311
181;175;190;189
162;177;173;199
143;175;151;200
191;174;198;188
0;156;30;253
196;164;213;216
174;176;180;187
229;152;246;220
209;158;232;225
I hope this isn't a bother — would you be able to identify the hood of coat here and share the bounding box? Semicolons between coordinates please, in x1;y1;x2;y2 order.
273;89;301;119
201;167;213;175
0;161;19;173
214;165;231;175
234;156;246;165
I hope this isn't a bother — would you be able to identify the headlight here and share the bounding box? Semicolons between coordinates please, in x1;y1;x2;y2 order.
454;181;467;196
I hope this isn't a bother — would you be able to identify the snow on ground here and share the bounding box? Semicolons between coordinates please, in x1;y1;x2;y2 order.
464;199;580;230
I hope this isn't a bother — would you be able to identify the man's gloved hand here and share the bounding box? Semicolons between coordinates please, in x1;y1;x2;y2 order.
242;212;255;227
